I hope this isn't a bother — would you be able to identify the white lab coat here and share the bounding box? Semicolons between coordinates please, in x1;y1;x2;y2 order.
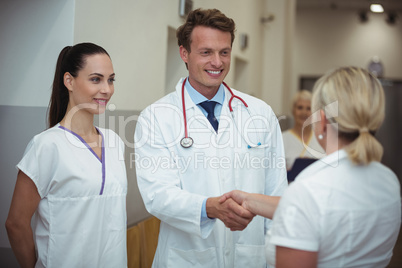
135;78;287;267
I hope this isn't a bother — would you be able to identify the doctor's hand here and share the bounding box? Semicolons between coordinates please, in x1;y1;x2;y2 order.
219;190;249;210
206;196;255;231
220;190;281;220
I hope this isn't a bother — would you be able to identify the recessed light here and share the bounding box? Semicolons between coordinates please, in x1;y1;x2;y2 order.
370;4;384;13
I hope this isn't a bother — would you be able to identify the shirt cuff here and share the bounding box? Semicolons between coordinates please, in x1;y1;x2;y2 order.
201;198;215;222
200;198;215;238
201;198;209;223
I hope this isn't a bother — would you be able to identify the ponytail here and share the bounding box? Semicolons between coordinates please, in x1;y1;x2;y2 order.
312;66;385;165
345;131;383;165
48;46;71;128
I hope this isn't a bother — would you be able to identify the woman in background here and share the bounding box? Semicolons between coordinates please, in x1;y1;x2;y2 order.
6;43;127;268
282;90;324;171
222;66;401;267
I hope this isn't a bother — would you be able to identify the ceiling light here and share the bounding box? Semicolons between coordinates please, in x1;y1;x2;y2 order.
370;4;384;13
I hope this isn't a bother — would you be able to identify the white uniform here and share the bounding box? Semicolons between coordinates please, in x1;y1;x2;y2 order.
266;149;401;267
135;78;288;268
282;129;324;170
17;124;127;268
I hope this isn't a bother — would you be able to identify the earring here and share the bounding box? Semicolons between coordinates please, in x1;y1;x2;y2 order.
318;134;324;140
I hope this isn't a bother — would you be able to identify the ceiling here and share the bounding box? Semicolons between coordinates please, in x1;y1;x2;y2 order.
297;0;402;11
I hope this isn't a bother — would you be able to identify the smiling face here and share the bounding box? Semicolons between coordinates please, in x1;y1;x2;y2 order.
64;53;115;115
180;26;232;99
293;98;312;128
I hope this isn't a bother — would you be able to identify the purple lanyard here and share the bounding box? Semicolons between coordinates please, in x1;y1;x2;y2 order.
59;126;106;195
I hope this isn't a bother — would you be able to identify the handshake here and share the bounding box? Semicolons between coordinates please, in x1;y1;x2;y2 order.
206;190;280;231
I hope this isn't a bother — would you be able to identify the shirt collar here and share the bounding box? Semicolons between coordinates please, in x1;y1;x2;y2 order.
296;149;348;181
185;78;225;105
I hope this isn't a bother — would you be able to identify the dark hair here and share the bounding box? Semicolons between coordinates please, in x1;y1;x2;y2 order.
176;8;236;52
48;42;110;128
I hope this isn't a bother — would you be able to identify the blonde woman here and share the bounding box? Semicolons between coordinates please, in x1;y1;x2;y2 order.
282;90;324;171
221;67;401;267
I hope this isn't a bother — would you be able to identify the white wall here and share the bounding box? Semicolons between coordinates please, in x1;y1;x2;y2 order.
74;0;183;111
290;8;402;114
73;0;289;113
0;0;74;107
0;0;75;248
262;0;296;115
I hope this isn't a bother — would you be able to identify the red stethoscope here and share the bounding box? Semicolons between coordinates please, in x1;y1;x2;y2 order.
180;77;249;148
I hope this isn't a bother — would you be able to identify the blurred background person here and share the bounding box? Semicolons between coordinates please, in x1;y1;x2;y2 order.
282;90;324;172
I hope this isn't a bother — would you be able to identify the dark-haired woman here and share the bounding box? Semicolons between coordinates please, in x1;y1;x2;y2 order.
6;43;127;268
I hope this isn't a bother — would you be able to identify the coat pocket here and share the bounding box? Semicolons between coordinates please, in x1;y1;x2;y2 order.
168;247;218;267
234;244;266;268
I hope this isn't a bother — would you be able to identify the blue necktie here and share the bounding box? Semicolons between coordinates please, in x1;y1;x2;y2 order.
199;101;219;132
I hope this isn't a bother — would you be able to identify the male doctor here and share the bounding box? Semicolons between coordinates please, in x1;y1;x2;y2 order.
134;8;287;267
